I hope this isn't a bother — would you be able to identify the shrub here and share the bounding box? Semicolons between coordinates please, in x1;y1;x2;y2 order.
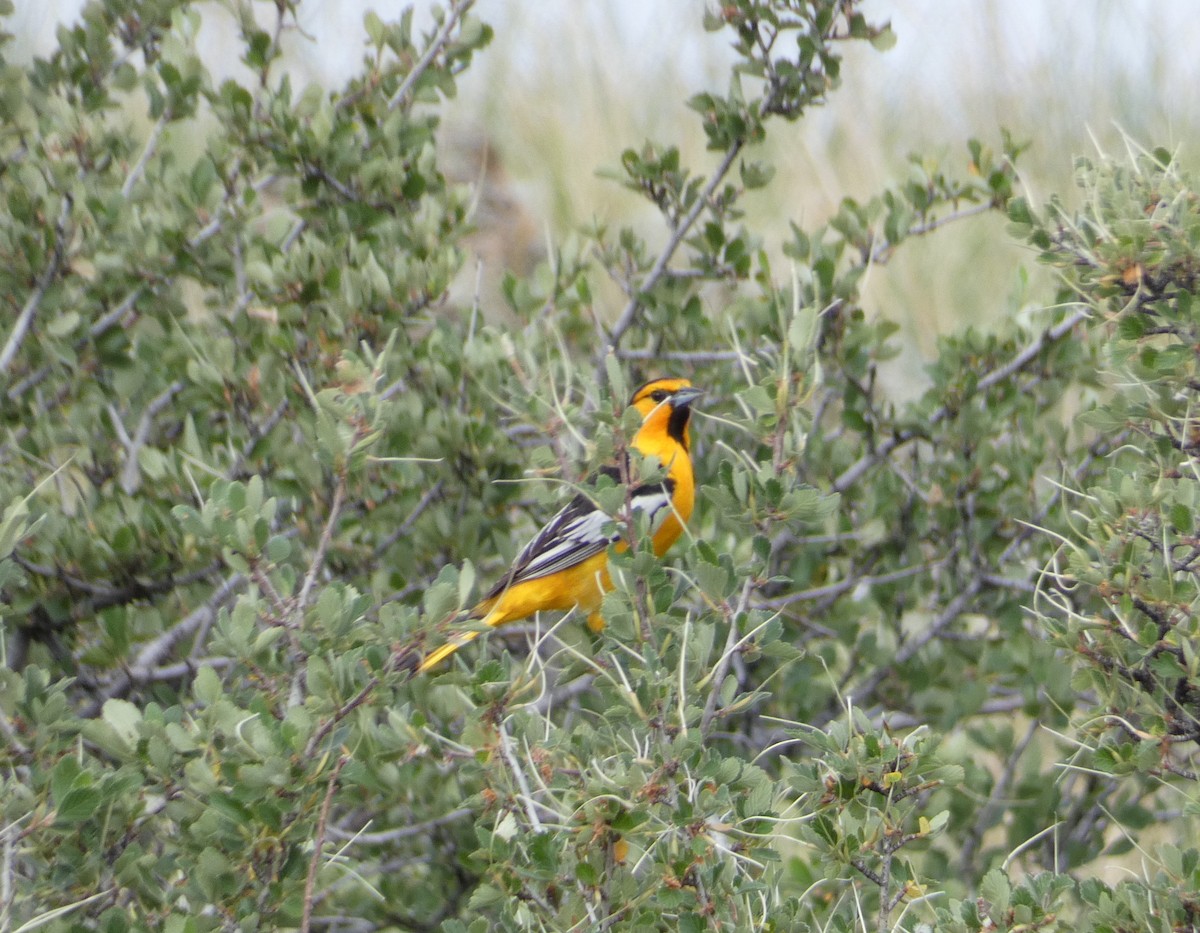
1;1;1196;930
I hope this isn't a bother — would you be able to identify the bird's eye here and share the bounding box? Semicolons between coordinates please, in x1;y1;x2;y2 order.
650;390;668;402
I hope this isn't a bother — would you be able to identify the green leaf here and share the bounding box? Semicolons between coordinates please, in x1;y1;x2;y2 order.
266;535;291;562
46;310;80;337
869;23;897;50
980;869;1011;912
55;786;101;824
193;665;223;706
102;698;143;745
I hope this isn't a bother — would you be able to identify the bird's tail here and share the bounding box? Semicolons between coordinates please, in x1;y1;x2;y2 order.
416;627;483;673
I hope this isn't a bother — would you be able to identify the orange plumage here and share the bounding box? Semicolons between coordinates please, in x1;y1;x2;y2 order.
418;378;701;672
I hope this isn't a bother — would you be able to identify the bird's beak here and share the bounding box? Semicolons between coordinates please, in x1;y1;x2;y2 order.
669;387;704;409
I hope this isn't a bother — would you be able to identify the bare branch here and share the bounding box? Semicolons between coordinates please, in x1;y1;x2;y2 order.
373;481;444;556
846;578;984;705
81;573;246;715
868;202;995;265
296;474;348;613
616;348;761;364
702;579;752;735
387;0;476;112
281;218;307;253
117;380;184;494
11;289;149;401
833;309;1089;493
89;287;145;340
850;857;884;886
875;847;893;933
121;108;170;197
599;142;744;367
301;754;348;933
960;718;1039;875
756;559;946;610
0;193;73;376
327;807;472;844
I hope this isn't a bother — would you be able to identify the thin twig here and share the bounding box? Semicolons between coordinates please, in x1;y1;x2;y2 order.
702;579;752;735
532;672;597;716
373;481;444;556
81;573;246;715
868;202;995;265
0;814;15;929
600;143;744;366
977;572;1037;594
386;0;476;111
12;554;221;608
228;400;290;479
297;474;347;613
756;559;945;610
305;166;359;202
871;694;1027;731
378;376;409;402
960;718;1039;875
303;672;381;760
851;858;884;886
833;309;1089;493
616;348;761;364
996;430;1124;567
876;846;892;933
124;656;234;683
847;578;984;705
281;218;307;253
0;193;73;376
300;754;348;933
232;232;250;315
327;807;472;844
89;287;145;339
498;720;543;833
121;108;170;197
118;381;184;494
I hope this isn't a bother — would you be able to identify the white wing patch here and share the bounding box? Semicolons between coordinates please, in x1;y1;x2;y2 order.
503;485;674;586
627;487;673;527
517;509;613;580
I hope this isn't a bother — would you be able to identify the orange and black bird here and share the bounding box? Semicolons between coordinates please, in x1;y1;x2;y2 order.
418;377;702;672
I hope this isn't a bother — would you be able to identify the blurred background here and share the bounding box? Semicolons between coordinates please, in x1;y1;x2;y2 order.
9;1;1200;379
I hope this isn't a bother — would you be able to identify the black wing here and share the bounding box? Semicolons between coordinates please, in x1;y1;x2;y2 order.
484;465;675;600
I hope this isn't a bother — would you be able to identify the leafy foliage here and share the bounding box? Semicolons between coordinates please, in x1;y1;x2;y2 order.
1;0;1198;930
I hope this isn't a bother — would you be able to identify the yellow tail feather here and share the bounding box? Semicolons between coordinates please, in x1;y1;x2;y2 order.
417;628;483;673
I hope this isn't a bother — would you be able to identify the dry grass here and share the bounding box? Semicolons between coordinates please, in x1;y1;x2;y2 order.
437;0;1200;387
8;0;1200;373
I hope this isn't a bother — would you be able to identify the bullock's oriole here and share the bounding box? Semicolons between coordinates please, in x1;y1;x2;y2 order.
418;377;701;672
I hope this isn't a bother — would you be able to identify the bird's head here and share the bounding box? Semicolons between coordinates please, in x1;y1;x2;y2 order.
629;377;704;449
